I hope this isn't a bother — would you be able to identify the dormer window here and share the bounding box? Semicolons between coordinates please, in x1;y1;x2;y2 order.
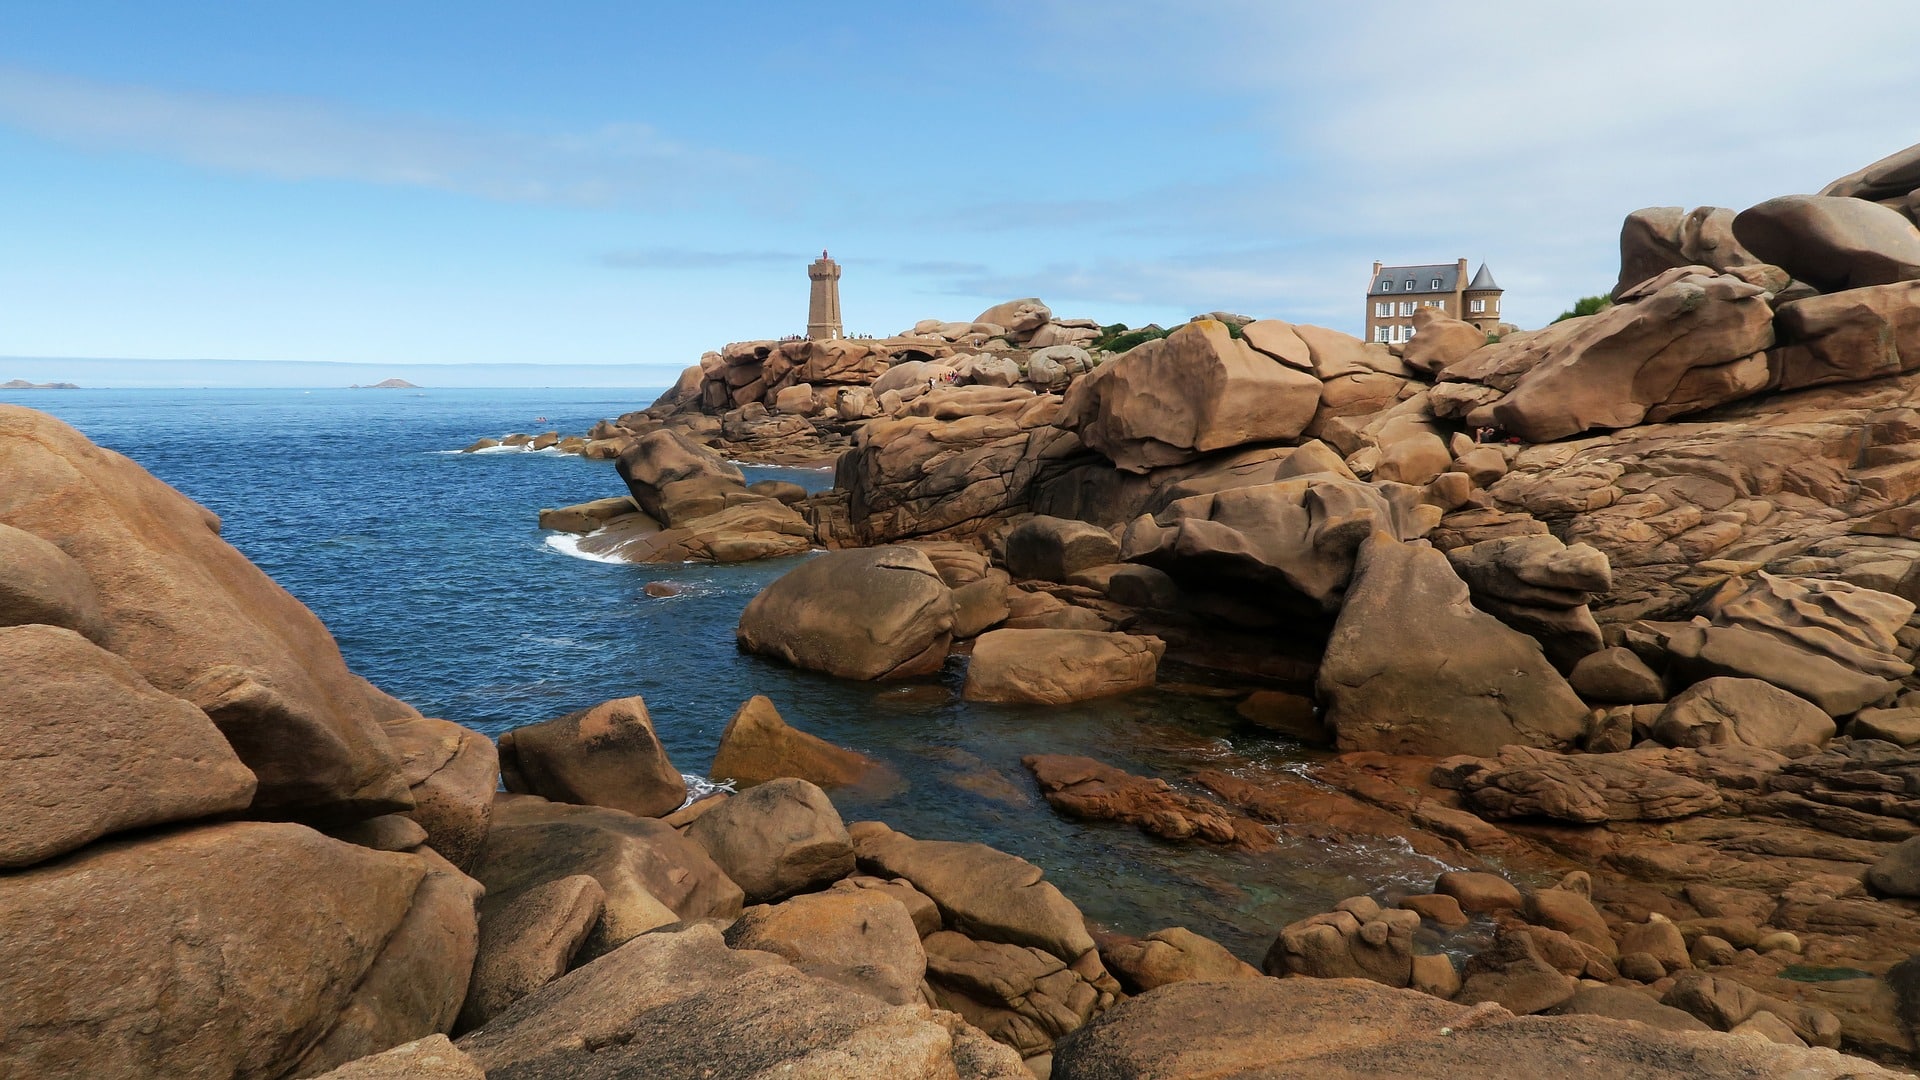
1430;278;1441;289
1382;280;1393;291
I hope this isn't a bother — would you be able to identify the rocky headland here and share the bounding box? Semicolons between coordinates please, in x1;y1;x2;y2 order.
5;139;1920;1080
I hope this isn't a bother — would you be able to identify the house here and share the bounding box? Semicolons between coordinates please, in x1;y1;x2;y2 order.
1365;259;1503;344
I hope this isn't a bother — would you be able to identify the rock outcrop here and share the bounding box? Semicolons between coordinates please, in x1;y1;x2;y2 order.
1318;533;1589;756
1060;320;1321;472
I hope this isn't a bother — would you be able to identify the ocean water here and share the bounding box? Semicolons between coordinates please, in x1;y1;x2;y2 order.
7;386;1460;958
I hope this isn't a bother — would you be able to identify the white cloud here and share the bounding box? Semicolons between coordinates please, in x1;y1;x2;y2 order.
1007;0;1920;329
0;65;767;208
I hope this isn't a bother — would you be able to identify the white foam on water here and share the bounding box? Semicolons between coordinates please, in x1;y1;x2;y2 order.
679;774;737;809
541;532;629;565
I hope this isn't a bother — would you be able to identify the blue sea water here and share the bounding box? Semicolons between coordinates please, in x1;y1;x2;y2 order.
7;386;1459;958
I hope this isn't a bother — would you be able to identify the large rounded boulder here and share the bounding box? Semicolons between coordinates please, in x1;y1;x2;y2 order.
1060;320;1321;473
736;547;954;680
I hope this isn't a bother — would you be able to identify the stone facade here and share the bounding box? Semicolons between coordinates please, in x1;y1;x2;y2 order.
1366;258;1503;343
807;251;843;341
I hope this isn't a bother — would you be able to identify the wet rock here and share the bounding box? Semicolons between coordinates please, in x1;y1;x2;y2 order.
1652;677;1836;751
497;695;686;819
458;924;1028;1079
963;629;1163;705
0;625;255;869
725;888;927;1006
1234;690;1328;744
1100;927;1260;994
1436;871;1524;914
1023;755;1274;851
1399;893;1469;929
1318;534;1589;757
709;694;884;789
1060;320;1321;472
737;546;955;680
685;778;854;903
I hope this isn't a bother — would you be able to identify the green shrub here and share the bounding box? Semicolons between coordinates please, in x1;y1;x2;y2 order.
1553;295;1613;323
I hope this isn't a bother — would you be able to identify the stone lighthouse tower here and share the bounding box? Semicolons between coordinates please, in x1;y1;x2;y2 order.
806;251;843;341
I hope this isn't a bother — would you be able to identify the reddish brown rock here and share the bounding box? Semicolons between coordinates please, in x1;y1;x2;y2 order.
724;888;927;1006
0;521;105;641
1023;755;1274;851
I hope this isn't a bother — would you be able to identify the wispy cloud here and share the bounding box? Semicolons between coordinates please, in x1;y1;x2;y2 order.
598;248;798;270
988;0;1920;328
0;65;767;208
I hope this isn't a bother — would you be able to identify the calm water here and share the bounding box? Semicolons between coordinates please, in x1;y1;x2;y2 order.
7;386;1458;958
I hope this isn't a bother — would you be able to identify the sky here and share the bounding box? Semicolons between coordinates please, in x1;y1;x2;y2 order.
1;1;1917;386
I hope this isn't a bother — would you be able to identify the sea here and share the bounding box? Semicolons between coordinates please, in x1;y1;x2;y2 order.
6;386;1463;958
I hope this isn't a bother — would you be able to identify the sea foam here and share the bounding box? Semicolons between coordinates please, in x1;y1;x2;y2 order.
541;532;628;565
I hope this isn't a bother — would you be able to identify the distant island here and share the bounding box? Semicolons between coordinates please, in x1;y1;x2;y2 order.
349;378;421;389
1;379;80;389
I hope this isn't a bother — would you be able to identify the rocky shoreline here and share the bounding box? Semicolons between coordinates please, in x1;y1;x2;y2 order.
4;139;1920;1079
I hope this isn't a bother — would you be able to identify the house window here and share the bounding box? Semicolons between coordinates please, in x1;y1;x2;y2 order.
1470;299;1487;313
1398;301;1415;316
1374;302;1389;317
1424;300;1440;307
1381;280;1393;291
1375;326;1390;342
1431;278;1441;289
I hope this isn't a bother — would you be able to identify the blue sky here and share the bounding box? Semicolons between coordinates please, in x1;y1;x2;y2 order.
1;1;1917;386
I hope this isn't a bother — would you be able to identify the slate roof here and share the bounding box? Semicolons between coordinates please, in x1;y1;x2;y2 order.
1466;262;1502;292
1373;263;1459;293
